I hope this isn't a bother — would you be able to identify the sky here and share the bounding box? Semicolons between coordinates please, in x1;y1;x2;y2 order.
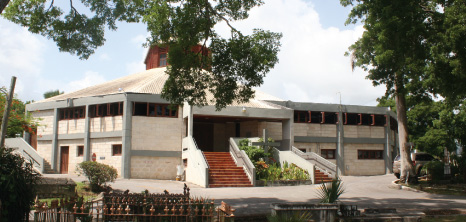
0;0;386;106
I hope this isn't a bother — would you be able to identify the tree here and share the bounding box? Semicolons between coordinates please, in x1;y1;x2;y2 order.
43;89;64;99
0;146;41;221
0;87;37;138
341;0;430;182
2;0;282;110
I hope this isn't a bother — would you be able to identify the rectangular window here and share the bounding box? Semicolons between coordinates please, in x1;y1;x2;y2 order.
58;107;86;120
321;149;336;159
77;145;84;157
361;114;373;125
358;150;383;159
373;114;386;126
310;111;323;123
132;103;178;118
108;102;123;116
293;111;309;123
159;53;167;67
112;144;122;156
322;112;338;124
344;113;359;125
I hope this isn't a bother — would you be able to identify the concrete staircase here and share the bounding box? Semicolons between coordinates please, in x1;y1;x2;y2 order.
314;169;333;184
203;152;252;188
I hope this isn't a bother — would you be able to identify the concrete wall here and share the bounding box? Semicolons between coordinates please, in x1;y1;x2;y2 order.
58;119;85;134
33;110;54;136
213;123;227;152
90;116;123;132
344;125;385;138
257;122;282;140
37;140;53;172
131;116;182;151
240;121;259;137
344;143;385;175
90;137;123;177
130;156;179;179
130;116;182;179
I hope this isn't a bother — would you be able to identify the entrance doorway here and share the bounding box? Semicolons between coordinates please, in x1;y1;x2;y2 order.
60;146;69;174
193;122;214;152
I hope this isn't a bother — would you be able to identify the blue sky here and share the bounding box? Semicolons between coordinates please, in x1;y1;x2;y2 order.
0;0;385;106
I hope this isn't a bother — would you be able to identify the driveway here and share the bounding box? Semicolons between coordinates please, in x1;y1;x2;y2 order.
45;174;466;217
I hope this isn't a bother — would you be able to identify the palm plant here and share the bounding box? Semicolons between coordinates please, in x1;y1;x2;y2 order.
317;178;345;203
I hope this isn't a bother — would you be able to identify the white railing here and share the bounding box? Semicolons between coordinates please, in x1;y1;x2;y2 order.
5;138;44;173
182;136;209;187
292;146;336;179
229;138;255;186
275;147;316;183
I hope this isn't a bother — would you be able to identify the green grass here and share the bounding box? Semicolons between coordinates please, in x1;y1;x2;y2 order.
35;182;98;208
423;215;466;222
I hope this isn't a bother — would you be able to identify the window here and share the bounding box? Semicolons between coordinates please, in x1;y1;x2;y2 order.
373;115;386;126
344;113;359;125
77;146;84;157
112;144;122;156
321;149;336;159
159;53;167;67
358;150;383;159
108;102;123;116
322;112;338;124
133;102;178;118
294;111;309;123
310;111;323;123
58;107;85;120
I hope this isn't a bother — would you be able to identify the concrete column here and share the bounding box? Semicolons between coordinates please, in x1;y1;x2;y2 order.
384;112;393;174
83;105;91;161
187;105;193;137
51;108;59;172
336;110;345;176
280;114;292;151
121;99;132;179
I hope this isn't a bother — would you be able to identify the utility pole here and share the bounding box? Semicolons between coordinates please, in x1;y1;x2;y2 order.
0;76;17;147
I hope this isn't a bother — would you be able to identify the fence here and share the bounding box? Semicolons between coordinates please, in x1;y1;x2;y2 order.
33;184;234;222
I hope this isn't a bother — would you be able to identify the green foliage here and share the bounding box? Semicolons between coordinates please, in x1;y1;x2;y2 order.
0;146;41;221
43;89;64;99
0;87;38;138
76;161;117;192
451;153;466;183
3;1;282;110
317;179;345;204
256;161;309;181
238;138;267;163
422;161;445;182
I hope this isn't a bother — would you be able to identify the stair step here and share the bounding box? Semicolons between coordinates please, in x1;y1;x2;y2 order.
204;151;252;188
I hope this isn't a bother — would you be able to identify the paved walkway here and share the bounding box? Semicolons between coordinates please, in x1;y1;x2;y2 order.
44;174;466;217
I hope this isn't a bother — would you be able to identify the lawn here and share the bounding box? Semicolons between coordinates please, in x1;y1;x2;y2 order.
36;182;98;208
403;180;466;196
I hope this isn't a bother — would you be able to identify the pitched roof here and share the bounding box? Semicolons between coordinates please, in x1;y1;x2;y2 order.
35;68;285;109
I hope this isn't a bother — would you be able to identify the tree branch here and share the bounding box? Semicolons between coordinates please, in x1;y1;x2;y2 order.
70;0;79;16
47;0;55;11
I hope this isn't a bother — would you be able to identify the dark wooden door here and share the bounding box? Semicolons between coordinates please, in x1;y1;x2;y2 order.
60;146;69;174
193;122;214;152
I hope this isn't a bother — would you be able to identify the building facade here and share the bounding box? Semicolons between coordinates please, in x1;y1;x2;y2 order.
25;46;399;182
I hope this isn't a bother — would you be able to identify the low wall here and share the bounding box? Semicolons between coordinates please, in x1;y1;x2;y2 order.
36;178;76;198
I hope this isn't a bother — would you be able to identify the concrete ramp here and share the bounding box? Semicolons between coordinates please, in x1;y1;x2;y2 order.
5;138;45;174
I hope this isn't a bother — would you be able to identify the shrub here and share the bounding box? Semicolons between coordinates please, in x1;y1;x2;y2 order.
0;147;41;221
451;153;466;183
317;179;345;203
422;161;444;182
238;139;267;162
76;161;117;192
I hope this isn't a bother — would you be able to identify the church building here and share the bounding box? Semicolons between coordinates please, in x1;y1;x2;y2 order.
24;45;399;187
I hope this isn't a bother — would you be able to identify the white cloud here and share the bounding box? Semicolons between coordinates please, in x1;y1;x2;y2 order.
65;71;106;93
0;19;46;101
216;0;385;106
99;53;111;61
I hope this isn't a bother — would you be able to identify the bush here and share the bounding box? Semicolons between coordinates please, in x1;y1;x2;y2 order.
238;139;267;162
76;161;117;192
0;147;41;221
422;161;444;182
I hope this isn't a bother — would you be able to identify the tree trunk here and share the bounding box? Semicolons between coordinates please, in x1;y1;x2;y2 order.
394;73;415;182
0;0;11;14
